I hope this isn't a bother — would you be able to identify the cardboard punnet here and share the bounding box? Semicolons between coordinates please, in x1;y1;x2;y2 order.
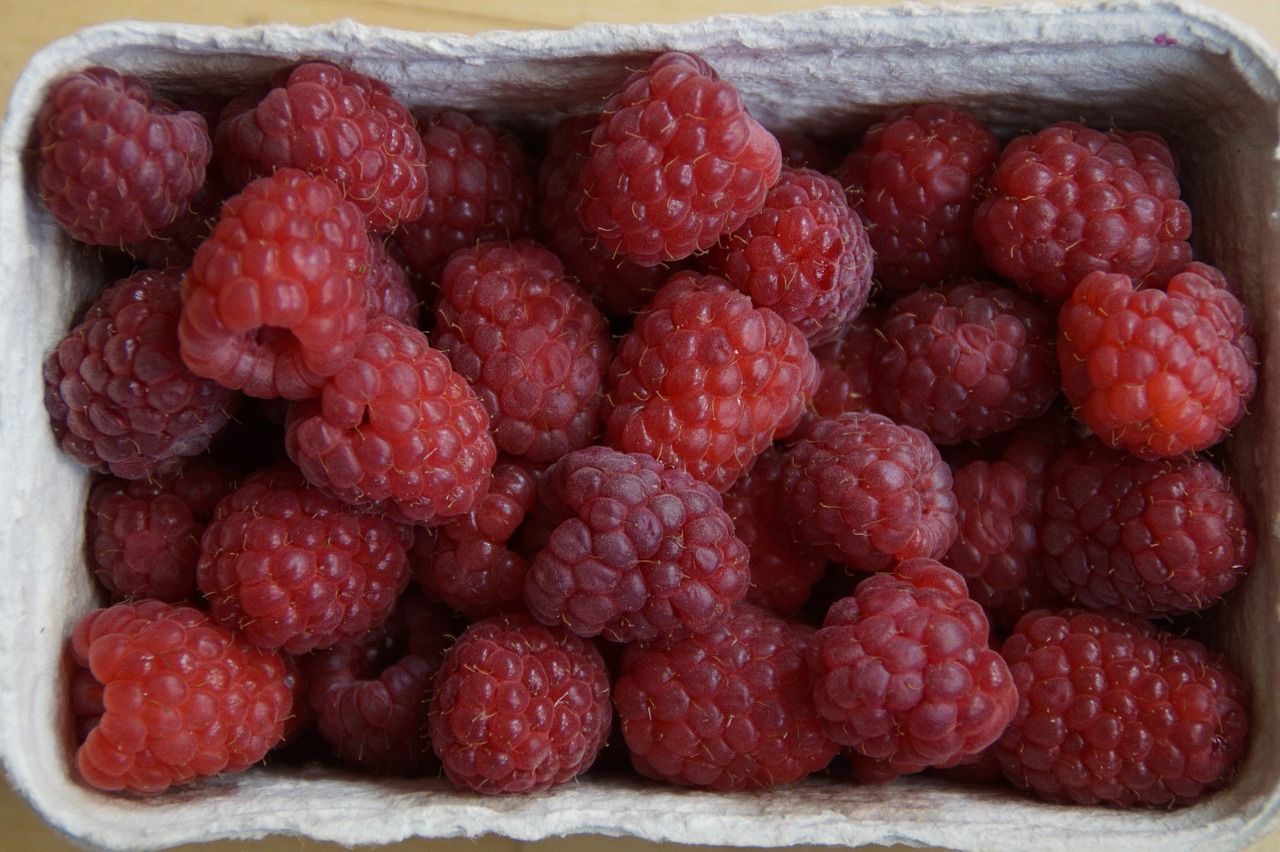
2;1;1279;849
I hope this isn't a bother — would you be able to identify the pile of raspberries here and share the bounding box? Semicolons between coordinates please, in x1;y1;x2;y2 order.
40;51;1255;810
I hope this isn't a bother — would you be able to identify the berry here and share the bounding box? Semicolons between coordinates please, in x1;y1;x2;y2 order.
44;267;239;480
178;168;371;400
615;605;837;790
70;600;291;794
792;307;883;439
285;316;495;525
121;171;230;270
364;235;420;326
576;51;782;266
995;608;1249;807
428;613;612;794
35;66;212;247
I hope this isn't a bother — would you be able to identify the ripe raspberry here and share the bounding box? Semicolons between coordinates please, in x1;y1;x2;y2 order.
780;411;958;572
86;457;235;603
44;267;239;480
364;235;420;326
872;278;1059;445
792;307;883;439
120;171;230;270
70;599;291;794
428;613;612;794
615;605;837;790
836;103;998;296
604;271;817;492
772;128;841;173
973;122;1192;303
809;559;1017;780
218;60;427;232
1057;264;1257;458
1041;437;1254;617
196;466;413;654
523;445;750;643
35;66;212;247
576;51;783;267
178;169;371;400
995;608;1249;807
432;240;611;462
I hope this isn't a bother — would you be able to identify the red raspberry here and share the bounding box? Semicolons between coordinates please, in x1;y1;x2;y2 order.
576;51;783;267
285;316;495;525
780;412;958;572
44;267;239;480
836;103;998;296
218;60;427;232
178;169;371;400
772;128;841;173
809;559;1017;780
196;466;413;654
604;271;817;492
428;613;612;794
995;608;1249;806
364;235;420;326
615;605;837;790
1057;264;1257;458
792;307;883;439
120;171;230;271
523;445;750;643
35;66;212;247
973;122;1192;303
872;278;1060;445
432;240;611;462
1041;437;1254;617
70;600;291;794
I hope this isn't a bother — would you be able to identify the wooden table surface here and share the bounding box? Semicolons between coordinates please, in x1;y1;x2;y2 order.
2;1;1278;851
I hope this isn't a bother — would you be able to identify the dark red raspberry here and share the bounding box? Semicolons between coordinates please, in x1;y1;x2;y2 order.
523;445;750;643
1041;437;1254;617
432;240;611;462
780;412;958;572
70;599;291;794
973;122;1192;303
285;316;495;525
364;235;420;326
35;66;211;247
615;605;837;790
44;267;239;480
772;128;841;173
995;608;1249;807
178;168;371;400
120;171;230;271
604;271;817;492
428;613;612;794
836;103;997;296
86;457;235;603
196;466;413;654
218;60;427;232
792;307;883;439
1057;264;1257;458
809;559;1017;780
872;278;1059;445
576;51;783;267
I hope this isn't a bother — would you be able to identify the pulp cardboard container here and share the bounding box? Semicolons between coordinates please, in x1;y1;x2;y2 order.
2;1;1279;849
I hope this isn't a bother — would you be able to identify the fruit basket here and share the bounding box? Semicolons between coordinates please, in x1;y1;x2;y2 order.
1;1;1279;849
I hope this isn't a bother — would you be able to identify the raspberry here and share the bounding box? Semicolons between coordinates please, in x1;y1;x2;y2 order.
120;171;230;271
218;60;427;232
70;600;291;794
973;122;1192;303
35;66;212;247
604;271;817;492
836;103;998;296
364;235;420;326
178;168;371;400
872;278;1060;445
614;605;837;790
522;445;750;643
44;267;239;480
428;613;612;794
792;307;883;439
1057;264;1257;458
285;316;496;525
995;608;1249;807
809;559;1017;780
1041;437;1254;617
772;128;841;173
576;51;783;266
196;466;413;654
432;240;612;462
780;411;958;572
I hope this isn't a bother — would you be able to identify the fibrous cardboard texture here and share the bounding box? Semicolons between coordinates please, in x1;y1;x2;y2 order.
1;1;1278;850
